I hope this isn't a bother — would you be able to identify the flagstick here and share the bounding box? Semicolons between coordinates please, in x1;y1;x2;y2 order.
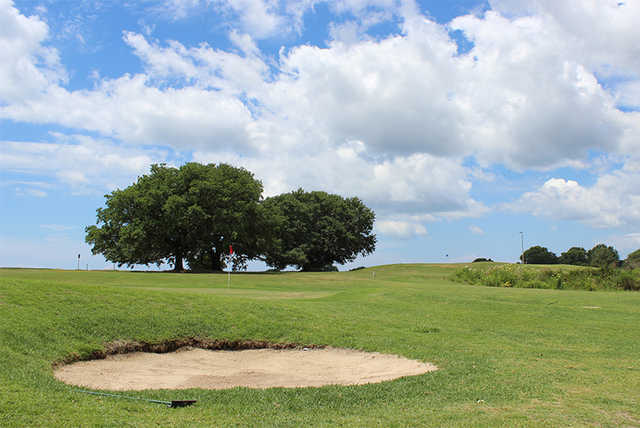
227;270;230;288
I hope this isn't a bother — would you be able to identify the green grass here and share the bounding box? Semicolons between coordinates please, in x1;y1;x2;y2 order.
1;264;639;427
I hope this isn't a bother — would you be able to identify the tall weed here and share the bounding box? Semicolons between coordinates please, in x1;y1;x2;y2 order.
453;264;640;291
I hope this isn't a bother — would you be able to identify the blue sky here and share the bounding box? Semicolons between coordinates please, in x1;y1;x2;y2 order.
2;0;640;270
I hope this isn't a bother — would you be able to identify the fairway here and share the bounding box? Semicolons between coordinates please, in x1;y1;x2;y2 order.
1;265;639;426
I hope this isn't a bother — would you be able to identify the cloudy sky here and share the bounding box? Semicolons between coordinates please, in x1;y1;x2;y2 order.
2;0;640;270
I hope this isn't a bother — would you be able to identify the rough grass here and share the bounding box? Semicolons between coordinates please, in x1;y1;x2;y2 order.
454;262;640;291
1;265;640;427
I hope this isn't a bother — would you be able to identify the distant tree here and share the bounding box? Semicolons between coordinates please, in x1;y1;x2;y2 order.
472;258;493;263
521;246;558;264
587;244;619;268
558;247;588;266
625;249;640;269
261;189;376;271
86;163;264;272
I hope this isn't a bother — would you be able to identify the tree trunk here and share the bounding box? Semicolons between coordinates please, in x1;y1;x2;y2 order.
210;247;223;272
173;250;184;272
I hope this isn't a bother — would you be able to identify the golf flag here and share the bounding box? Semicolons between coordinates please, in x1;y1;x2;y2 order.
229;245;233;255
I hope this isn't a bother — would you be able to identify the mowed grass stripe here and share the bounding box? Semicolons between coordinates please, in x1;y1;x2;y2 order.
1;265;639;426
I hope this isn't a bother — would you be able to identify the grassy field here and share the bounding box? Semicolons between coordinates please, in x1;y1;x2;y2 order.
1;264;639;427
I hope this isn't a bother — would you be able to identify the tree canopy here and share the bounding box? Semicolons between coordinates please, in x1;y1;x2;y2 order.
521;246;558;264
558;247;588;266
86;163;264;271
625;249;640;269
587;244;619;268
86;165;377;272
261;189;376;271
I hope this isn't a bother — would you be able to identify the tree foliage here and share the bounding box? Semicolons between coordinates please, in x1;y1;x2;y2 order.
261;189;376;271
587;244;619;268
179;163;265;272
558;247;588;266
521;246;558;264
472;258;493;263
86;163;263;271
87;164;377;272
625;249;640;269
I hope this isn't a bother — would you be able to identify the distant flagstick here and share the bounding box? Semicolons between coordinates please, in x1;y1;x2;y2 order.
227;244;233;288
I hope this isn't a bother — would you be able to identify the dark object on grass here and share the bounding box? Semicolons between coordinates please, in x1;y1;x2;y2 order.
472;258;493;263
77;390;196;408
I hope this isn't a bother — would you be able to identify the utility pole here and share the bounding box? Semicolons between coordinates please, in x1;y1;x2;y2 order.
520;232;525;264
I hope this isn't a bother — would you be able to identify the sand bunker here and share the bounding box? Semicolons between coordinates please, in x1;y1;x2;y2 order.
54;347;437;390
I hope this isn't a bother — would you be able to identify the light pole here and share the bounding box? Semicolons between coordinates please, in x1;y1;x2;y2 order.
520;232;525;264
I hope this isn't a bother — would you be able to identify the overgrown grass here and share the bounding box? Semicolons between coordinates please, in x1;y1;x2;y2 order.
454;262;640;291
1;265;640;426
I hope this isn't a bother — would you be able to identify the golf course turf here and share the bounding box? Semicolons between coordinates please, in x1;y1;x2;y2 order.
1;264;639;426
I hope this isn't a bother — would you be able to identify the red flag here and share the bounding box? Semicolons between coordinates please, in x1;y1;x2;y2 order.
229;245;233;255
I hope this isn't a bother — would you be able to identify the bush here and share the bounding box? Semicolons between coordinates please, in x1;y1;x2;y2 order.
624;249;640;270
472;258;493;263
615;270;640;290
453;264;640;292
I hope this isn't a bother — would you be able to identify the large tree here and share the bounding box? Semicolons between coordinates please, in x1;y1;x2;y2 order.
521;246;558;264
558;247;588;266
182;163;265;271
86;163;264;271
261;189;376;271
587;244;619;268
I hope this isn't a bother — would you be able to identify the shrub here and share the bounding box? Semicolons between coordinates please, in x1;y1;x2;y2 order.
453;264;640;292
624;249;640;270
472;258;493;263
615;270;640;290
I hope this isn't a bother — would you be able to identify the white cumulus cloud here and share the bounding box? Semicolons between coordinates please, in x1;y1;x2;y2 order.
0;0;66;103
376;220;427;239
506;158;640;228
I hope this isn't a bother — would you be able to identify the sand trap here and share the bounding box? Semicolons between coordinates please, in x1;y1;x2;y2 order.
54;347;437;390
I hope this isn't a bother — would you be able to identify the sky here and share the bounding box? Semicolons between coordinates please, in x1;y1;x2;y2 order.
1;0;640;271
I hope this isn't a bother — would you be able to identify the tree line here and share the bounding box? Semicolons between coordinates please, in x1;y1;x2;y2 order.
86;163;376;272
521;244;640;269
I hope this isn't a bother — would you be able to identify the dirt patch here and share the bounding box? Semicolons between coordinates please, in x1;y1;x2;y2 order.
54;339;437;390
